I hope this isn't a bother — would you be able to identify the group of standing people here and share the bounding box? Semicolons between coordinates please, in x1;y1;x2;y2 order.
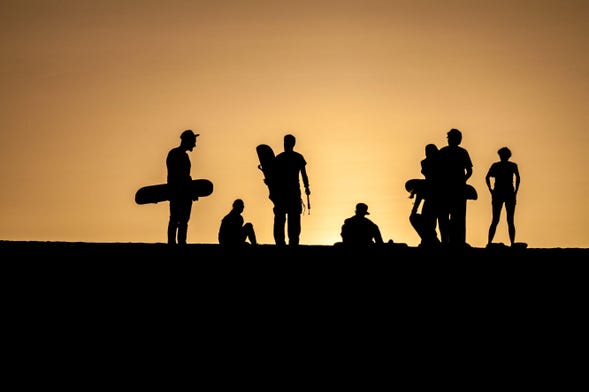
408;128;474;248
163;127;520;248
408;128;520;248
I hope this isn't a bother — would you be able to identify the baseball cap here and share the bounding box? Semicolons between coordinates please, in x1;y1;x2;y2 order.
355;202;370;215
180;129;200;140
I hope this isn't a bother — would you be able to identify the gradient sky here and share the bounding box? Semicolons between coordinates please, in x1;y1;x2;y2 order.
1;0;587;248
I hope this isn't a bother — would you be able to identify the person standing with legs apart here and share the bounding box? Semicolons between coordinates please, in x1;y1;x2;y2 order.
272;134;311;246
485;147;520;247
166;129;200;246
437;128;473;247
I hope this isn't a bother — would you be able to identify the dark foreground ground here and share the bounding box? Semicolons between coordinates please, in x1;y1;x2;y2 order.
3;240;588;260
4;240;588;325
3;240;588;287
3;240;588;381
4;240;588;304
2;239;587;260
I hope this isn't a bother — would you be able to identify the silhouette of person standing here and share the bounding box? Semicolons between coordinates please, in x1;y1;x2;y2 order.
437;128;473;247
272;134;310;246
408;143;441;247
485;147;520;247
166;129;199;246
340;203;384;247
218;199;257;246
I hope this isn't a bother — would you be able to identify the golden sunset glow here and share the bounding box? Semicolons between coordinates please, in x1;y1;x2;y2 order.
1;0;587;248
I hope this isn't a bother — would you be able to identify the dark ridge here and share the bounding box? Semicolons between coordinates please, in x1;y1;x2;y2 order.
3;241;587;349
1;240;588;260
3;241;587;295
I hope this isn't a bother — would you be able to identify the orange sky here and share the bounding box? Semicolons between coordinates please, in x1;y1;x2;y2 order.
1;0;587;248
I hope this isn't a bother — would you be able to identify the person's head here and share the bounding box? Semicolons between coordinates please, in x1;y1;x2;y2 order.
284;134;296;151
180;129;199;151
446;128;462;146
232;198;245;213
425;143;438;158
355;202;370;216
498;146;511;161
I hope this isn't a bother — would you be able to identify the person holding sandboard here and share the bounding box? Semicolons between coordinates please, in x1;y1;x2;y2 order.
166;129;201;246
406;143;442;247
256;144;277;203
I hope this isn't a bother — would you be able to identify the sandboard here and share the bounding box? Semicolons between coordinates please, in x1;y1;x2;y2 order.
256;144;276;201
405;179;427;195
135;179;213;205
404;178;477;200
464;184;478;200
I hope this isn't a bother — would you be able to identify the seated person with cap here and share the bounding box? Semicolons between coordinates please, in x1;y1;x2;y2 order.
340;203;384;247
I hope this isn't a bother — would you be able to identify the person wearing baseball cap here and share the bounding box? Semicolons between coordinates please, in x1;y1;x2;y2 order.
340;202;384;247
180;129;200;141
166;129;200;245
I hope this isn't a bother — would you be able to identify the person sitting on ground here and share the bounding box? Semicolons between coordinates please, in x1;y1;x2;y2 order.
340;203;385;247
218;199;257;246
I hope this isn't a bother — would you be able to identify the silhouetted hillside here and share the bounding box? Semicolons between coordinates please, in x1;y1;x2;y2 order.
3;241;587;293
2;240;587;261
3;240;586;356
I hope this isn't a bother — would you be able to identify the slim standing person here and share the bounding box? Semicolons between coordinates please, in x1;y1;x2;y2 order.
272;134;311;246
485;147;520;247
166;129;199;246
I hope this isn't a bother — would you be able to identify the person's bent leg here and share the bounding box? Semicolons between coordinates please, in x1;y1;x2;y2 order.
243;222;257;245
